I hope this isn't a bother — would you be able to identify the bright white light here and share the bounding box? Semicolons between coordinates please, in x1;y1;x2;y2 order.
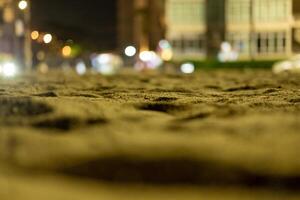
218;41;239;62
43;34;52;44
91;53;123;75
2;62;18;77
125;46;136;57
76;61;87;75
180;63;195;74
97;54;111;64
137;51;163;70
139;51;156;62
18;0;28;10
221;42;232;53
99;65;114;75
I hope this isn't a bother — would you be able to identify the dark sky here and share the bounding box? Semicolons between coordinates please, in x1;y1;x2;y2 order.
31;0;117;51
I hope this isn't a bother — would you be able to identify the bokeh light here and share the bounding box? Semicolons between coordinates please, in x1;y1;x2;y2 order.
62;45;72;57
137;51;162;70
76;61;87;75
124;46;137;57
180;63;195;74
161;49;173;61
43;34;53;44
31;31;39;40
18;0;28;10
139;51;156;62
1;62;18;77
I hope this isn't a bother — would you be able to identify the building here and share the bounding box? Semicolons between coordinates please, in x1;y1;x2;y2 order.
292;0;300;52
165;0;207;59
117;0;165;53
165;0;294;60
0;0;31;69
226;0;292;60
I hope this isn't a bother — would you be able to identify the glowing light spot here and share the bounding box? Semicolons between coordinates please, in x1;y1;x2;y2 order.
180;63;195;74
15;20;25;36
18;0;28;10
124;46;137;57
62;45;72;57
43;34;52;44
221;42;232;53
91;53;123;75
137;51;162;69
159;40;171;49
2;62;18;77
139;51;156;62
31;31;39;40
161;49;173;61
76;61;87;75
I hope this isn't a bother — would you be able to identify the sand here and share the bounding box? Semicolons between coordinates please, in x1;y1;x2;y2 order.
0;69;300;199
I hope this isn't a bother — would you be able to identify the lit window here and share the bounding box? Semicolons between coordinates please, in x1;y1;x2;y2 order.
254;0;288;23
168;0;205;25
227;0;250;23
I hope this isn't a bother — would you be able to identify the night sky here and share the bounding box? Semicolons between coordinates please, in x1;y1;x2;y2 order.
31;0;117;51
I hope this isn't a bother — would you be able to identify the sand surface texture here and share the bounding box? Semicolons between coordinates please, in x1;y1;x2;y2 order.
0;70;300;199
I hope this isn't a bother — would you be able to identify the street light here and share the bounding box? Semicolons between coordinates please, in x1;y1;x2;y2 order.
124;46;137;57
43;33;52;44
62;45;72;57
18;0;28;10
31;31;39;40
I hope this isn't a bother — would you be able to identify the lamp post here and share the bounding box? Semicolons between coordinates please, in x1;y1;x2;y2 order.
13;0;31;71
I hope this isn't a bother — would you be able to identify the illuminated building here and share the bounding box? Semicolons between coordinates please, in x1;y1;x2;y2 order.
0;0;31;69
226;0;293;60
165;0;294;60
292;0;300;53
166;0;207;59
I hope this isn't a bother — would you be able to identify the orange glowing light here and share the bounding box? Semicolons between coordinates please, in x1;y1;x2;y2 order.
62;45;72;57
31;31;39;40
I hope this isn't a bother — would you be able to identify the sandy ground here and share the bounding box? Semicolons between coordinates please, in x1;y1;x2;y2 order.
0;69;300;199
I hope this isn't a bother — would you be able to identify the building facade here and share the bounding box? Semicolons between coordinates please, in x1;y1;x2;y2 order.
165;0;206;59
165;0;294;60
292;0;300;53
0;0;31;69
226;0;292;60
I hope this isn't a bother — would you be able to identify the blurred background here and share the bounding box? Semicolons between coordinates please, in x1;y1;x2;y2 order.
0;0;300;76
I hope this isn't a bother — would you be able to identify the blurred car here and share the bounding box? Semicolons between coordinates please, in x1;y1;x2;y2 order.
273;55;300;74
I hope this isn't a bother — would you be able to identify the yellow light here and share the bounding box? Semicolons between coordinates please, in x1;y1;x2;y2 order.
31;31;39;40
62;45;72;57
43;34;52;44
161;49;173;61
18;0;28;10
